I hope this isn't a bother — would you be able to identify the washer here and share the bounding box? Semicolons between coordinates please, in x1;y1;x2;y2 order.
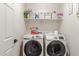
23;34;43;56
45;33;69;56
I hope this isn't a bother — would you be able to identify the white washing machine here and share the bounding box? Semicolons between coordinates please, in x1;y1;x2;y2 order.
23;34;44;56
45;33;69;56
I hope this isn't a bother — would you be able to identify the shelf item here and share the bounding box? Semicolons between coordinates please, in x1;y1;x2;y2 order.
24;9;32;19
52;12;57;20
31;12;35;19
76;3;79;17
68;3;73;15
39;12;44;19
35;13;39;19
44;12;52;19
57;13;63;18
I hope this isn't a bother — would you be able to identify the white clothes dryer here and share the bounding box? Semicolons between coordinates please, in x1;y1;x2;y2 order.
23;34;44;56
45;33;69;56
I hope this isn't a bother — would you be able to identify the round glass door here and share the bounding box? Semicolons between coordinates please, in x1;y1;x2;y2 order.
47;40;66;56
24;40;42;56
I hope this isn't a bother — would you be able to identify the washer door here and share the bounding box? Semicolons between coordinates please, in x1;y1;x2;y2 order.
24;40;42;56
47;40;66;56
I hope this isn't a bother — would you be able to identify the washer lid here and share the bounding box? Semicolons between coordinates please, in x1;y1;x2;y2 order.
47;40;66;56
24;40;42;56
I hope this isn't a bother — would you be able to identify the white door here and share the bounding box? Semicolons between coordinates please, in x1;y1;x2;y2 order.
4;4;18;56
0;4;18;56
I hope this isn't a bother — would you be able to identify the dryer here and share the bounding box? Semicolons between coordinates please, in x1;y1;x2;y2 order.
45;33;69;56
23;34;44;56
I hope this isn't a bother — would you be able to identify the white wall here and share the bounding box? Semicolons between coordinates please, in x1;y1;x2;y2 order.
24;3;62;33
25;19;61;33
13;4;26;55
24;3;59;12
60;3;79;56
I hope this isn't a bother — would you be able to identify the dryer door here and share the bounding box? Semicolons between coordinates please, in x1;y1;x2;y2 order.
47;40;66;56
24;40;42;56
